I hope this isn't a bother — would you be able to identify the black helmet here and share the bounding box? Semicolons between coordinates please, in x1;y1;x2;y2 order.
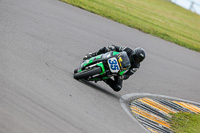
131;47;145;63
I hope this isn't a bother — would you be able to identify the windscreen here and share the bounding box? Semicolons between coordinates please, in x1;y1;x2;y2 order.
117;52;131;70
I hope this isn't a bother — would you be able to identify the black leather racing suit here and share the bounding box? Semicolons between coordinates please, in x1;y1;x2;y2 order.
95;45;140;92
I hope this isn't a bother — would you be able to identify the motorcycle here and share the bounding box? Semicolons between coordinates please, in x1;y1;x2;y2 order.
74;51;131;81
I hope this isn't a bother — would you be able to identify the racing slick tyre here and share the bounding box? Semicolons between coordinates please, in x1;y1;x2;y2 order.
74;67;102;80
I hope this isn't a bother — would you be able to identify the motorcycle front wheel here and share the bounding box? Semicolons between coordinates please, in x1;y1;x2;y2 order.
74;67;102;80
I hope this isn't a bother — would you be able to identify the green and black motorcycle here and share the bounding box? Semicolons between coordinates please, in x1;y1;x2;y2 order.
74;51;131;81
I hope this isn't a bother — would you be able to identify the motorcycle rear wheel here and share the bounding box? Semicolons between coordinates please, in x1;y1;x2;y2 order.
74;67;102;80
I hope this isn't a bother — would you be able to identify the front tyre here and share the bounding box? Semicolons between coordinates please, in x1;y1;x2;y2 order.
74;67;102;80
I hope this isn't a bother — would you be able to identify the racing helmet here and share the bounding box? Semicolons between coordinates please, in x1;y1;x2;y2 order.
131;47;146;63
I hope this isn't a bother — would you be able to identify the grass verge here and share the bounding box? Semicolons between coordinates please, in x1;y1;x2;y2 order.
61;0;200;52
169;112;200;133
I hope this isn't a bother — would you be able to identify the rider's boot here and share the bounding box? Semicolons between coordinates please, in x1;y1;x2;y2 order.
103;76;123;92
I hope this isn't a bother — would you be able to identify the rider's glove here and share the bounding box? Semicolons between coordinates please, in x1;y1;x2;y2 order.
119;75;124;80
120;75;130;80
120;68;138;80
83;53;92;60
106;45;116;51
83;53;97;60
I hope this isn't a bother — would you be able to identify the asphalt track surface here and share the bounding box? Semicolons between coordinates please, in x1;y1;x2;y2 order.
0;0;200;133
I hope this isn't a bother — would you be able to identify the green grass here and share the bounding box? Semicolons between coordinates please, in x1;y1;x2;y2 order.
169;112;200;133
61;0;200;52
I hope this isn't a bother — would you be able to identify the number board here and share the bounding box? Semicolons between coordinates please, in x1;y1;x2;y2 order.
108;57;120;73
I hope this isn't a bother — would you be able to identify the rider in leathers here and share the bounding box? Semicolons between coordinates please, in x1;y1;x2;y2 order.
76;45;146;92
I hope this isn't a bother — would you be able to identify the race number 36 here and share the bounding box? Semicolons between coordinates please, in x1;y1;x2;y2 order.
108;57;120;73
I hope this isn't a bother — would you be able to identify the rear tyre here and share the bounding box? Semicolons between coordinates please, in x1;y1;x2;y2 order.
74;67;102;80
